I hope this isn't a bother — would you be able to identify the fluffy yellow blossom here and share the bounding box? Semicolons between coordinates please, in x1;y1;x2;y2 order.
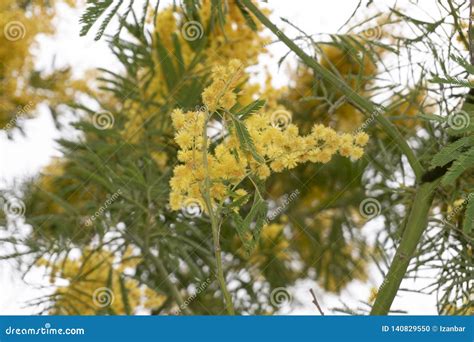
169;60;369;213
0;0;85;131
202;59;244;112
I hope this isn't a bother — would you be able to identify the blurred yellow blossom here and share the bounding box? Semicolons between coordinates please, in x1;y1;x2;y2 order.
39;247;167;315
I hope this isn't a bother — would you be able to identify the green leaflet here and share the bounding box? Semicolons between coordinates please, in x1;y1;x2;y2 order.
172;33;185;76
427;87;474;185
430;136;474;168
210;0;226;31
237;99;266;119
104;265;116;315
416;113;445;123
441;147;474;186
79;0;157;41
79;0;114;39
231;191;267;256
155;34;178;92
430;75;474;88
235;0;257;31
119;274;132;315
451;54;474;75
95;0;124;41
229;112;265;163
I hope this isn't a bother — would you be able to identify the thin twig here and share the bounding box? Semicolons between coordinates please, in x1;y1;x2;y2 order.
309;288;325;315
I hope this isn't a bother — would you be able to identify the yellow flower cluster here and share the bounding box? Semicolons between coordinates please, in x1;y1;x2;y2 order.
169;60;369;212
38;247;167;314
202;59;244;112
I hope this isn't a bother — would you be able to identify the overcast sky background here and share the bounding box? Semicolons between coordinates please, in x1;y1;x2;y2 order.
0;0;441;315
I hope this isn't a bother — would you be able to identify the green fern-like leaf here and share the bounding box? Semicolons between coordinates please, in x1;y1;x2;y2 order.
441;147;474;186
94;0;124;41
230;112;264;163
79;0;114;38
235;0;257;31
430;136;474;168
451;54;474;75
231;191;267;256
430;74;474;88
237;99;265;119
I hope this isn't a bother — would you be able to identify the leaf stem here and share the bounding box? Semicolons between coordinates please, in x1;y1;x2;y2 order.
241;0;424;180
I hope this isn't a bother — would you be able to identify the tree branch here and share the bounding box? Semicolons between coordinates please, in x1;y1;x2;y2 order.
370;179;440;314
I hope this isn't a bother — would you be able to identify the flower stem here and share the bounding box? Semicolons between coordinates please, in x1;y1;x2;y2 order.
241;0;424;180
201;113;235;315
370;179;440;314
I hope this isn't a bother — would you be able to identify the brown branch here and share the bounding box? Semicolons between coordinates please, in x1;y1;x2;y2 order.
309;288;325;316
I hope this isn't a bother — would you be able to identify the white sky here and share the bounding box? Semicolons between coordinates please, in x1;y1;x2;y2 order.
0;0;440;315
